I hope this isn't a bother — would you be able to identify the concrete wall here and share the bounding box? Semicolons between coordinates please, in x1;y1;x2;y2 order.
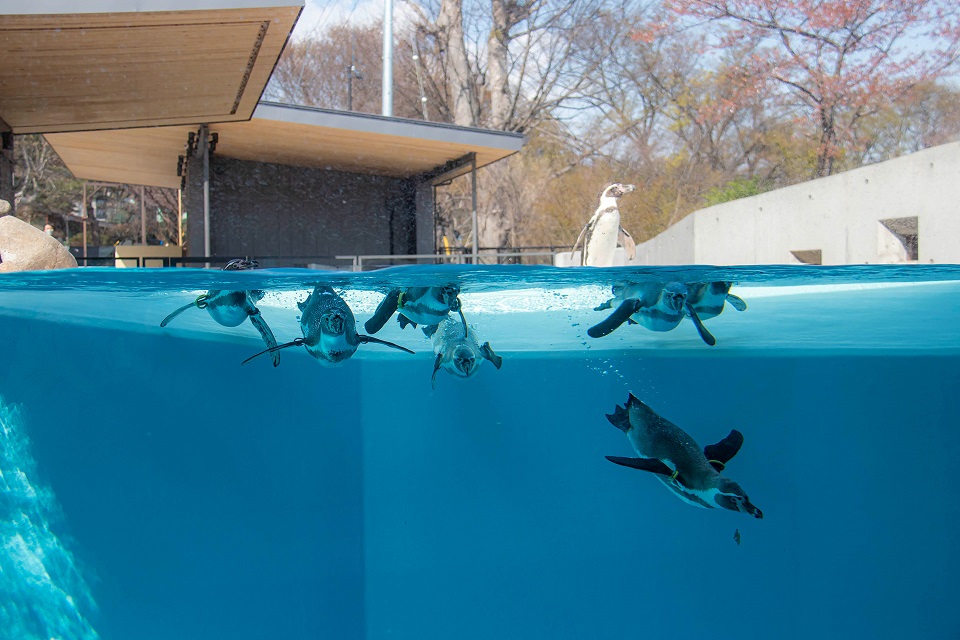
632;140;960;265
185;154;427;262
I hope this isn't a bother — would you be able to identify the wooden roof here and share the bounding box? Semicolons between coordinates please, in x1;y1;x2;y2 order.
0;2;302;133
45;103;526;188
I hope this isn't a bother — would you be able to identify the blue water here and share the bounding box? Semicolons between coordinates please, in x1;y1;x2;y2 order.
1;265;959;639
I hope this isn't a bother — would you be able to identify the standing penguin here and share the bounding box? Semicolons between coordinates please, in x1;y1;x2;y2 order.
588;281;717;345
242;286;414;366
423;316;502;389
160;258;281;366
571;183;637;267
364;284;466;335
604;393;762;518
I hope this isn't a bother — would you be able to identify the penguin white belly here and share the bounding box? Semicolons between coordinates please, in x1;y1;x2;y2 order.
584;213;620;267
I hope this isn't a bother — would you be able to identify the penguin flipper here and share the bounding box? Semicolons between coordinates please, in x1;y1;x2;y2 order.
160;300;199;327
618;226;636;261
588;299;641;338
704;429;744;471
605;456;675;476
481;342;503;369
364;289;400;334
571;223;589;256
685;303;717;346
247;308;281;367
241;338;304;366
726;293;747;312
358;334;415;355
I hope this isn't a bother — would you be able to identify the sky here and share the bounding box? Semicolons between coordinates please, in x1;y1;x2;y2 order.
292;0;383;39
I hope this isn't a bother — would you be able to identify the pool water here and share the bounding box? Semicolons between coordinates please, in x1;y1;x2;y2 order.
1;264;958;639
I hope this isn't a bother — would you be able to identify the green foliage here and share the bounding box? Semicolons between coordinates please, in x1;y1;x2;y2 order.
702;177;768;207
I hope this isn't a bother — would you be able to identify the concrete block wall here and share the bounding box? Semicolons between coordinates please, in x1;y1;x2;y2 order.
631;140;960;265
185;155;424;260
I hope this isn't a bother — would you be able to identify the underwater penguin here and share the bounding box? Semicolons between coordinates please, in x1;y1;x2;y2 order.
588;281;717;345
364;285;466;335
604;393;762;518
571;183;637;267
685;281;747;320
160;258;281;366
242;286;414;366
423;316;502;389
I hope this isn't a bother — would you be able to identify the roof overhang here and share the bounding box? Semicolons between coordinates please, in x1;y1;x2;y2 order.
0;1;303;133
44;102;527;188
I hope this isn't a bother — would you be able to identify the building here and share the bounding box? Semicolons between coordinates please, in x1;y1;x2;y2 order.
0;1;525;266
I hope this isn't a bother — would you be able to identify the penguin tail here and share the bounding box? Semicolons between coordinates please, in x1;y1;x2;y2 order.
605;404;631;433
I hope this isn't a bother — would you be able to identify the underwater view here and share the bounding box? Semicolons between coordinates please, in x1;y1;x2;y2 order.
1;263;959;640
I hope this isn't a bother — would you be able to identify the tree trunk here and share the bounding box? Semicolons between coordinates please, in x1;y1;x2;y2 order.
487;0;513;130
437;0;478;126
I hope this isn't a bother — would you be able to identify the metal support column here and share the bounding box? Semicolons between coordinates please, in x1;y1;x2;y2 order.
381;0;393;116
81;182;88;259
0;128;14;211
140;184;146;244
471;155;478;263
200;124;211;257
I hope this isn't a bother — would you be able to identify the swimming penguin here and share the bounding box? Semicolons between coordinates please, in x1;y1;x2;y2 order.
160;259;281;366
588;281;717;345
364;285;466;335
242;286;414;366
423;316;502;389
604;393;762;518
571;183;637;267
685;281;747;320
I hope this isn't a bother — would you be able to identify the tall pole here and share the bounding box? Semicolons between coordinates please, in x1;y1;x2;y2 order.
82;181;88;260
140;184;146;244
471;155;478;263
200;124;211;257
382;0;393;116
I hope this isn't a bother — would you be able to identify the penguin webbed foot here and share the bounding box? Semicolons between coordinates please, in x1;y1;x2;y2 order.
398;315;417;330
481;342;502;369
703;429;744;471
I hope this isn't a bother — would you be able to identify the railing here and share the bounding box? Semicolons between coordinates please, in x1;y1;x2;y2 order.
70;246;572;270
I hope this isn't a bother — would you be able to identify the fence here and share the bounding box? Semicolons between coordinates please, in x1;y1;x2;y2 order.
71;246;571;270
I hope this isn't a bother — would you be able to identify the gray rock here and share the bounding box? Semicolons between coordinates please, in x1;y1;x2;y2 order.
0;215;78;272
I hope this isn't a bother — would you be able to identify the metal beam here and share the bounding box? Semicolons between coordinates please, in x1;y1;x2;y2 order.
419;152;476;186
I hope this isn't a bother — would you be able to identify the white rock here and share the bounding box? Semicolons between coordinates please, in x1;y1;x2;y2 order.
0;215;78;272
0;200;10;215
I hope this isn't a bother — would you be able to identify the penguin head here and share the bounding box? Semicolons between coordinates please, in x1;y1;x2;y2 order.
713;477;763;519
660;282;688;312
439;284;461;310
320;311;347;336
452;345;479;377
600;183;636;200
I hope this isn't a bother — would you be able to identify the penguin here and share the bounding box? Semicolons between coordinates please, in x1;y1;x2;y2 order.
423;316;502;389
685;281;747;320
605;393;762;518
242;286;414;366
588;281;717;345
571;182;637;267
160;258;281;366
364;284;466;335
